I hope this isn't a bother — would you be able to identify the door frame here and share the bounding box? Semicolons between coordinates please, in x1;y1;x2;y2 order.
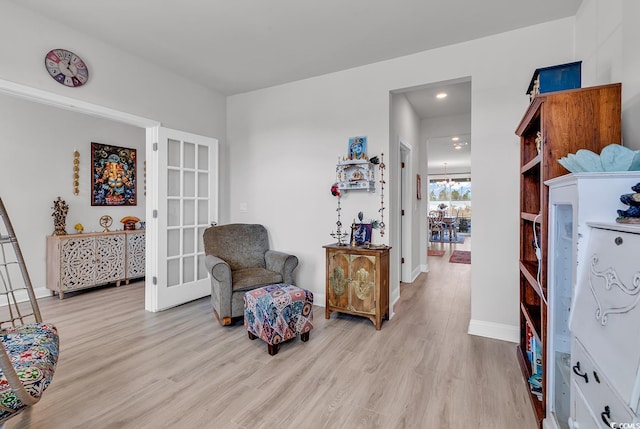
399;140;413;283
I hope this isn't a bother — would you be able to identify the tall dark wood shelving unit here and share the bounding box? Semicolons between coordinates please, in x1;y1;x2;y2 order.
515;83;622;426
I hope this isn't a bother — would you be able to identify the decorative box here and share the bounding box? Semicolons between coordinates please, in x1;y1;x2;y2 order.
527;61;582;100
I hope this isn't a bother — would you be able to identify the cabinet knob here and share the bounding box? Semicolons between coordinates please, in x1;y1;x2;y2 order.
601;405;611;426
572;361;588;383
615;236;623;245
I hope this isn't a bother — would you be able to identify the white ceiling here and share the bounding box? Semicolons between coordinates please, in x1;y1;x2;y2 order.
11;0;582;95
402;80;473;172
10;0;582;174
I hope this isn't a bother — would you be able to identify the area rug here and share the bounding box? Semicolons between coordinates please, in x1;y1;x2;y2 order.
449;250;471;264
429;234;465;244
428;249;445;257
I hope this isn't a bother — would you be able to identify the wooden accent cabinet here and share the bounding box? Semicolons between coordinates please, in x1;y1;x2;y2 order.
46;230;145;299
323;244;390;330
515;83;621;425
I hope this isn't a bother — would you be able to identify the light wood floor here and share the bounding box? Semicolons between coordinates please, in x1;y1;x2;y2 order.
6;236;537;429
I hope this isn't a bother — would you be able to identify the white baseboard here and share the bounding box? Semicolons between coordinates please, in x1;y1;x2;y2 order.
467;319;519;343
420;264;429;273
410;266;422;283
389;294;399;319
314;292;326;308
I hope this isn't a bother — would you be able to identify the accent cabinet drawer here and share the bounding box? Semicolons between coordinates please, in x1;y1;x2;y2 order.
570;226;640;410
571;338;635;427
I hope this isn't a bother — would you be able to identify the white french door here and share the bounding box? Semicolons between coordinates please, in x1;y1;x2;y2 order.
145;127;218;311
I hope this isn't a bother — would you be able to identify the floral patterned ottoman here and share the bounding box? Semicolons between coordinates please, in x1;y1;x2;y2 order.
244;283;313;356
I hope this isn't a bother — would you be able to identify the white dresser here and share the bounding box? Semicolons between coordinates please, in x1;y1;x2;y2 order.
569;222;640;428
545;172;640;429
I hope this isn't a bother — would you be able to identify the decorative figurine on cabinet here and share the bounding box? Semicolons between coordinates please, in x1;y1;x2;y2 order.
617;182;640;223
51;197;69;236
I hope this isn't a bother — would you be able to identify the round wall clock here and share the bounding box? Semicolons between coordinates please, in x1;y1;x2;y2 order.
44;49;89;88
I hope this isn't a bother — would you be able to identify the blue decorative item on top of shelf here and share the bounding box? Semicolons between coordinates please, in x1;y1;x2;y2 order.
527;61;582;100
558;144;640;173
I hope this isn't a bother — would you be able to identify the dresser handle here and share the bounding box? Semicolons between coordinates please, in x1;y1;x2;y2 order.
572;361;588;383
593;371;600;383
601;405;611;426
615;236;623;245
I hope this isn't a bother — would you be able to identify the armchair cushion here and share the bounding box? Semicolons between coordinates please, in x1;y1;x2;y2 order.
232;268;282;291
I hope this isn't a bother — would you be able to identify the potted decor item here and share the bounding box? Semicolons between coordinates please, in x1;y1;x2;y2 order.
120;216;140;231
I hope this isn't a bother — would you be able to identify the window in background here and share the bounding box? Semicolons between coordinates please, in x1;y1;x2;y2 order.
428;178;472;233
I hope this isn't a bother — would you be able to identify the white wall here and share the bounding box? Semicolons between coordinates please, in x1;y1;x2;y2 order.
575;0;640;148
0;94;145;294
228;18;577;340
390;92;425;284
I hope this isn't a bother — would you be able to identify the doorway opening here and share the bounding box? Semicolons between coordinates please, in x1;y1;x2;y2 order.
391;76;472;281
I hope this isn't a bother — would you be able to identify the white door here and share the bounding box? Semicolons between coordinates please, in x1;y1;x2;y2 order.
145;127;218;311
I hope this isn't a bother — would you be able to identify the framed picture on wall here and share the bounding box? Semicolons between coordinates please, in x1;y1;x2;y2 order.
91;142;137;206
348;136;367;160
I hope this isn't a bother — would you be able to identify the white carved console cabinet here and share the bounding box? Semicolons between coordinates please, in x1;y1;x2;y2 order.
46;230;145;299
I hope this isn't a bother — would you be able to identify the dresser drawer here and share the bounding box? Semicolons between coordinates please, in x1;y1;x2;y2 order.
571;338;635;427
570;226;640;409
571;379;600;429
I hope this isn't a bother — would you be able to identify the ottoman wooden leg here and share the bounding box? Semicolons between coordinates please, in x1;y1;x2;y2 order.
268;343;280;356
248;331;257;340
300;332;310;342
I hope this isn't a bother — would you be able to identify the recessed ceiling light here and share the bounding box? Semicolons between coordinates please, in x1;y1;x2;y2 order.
436;92;447;99
451;136;459;141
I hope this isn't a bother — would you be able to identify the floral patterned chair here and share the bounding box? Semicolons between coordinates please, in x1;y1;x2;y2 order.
0;198;59;427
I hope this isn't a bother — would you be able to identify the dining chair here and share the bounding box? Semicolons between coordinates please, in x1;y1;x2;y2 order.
428;210;445;240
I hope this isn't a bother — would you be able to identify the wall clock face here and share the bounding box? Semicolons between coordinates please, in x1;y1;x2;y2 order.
44;49;89;87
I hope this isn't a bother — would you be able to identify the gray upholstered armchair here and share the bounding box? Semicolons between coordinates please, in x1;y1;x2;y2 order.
203;223;298;325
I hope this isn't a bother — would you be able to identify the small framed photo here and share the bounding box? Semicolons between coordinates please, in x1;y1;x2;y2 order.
351;223;373;246
348;136;367;160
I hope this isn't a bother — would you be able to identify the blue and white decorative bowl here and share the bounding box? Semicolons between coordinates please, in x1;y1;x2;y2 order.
558;144;640;173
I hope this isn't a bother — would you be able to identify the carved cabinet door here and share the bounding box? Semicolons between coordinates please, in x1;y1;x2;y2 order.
60;236;95;290
327;252;350;310
94;234;126;284
349;254;376;314
126;231;146;279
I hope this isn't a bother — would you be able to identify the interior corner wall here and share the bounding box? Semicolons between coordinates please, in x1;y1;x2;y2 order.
575;0;640;149
227;17;577;338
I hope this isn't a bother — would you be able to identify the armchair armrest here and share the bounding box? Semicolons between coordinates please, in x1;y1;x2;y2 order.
205;255;234;322
205;255;231;281
265;250;298;284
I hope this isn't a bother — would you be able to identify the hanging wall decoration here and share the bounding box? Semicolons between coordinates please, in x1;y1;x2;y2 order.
378;153;386;237
73;150;80;195
329;182;348;245
91;142;137;206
